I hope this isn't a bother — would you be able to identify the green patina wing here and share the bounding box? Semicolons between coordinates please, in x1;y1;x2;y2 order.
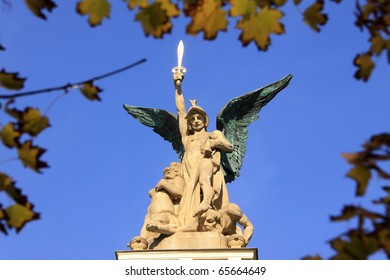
123;104;184;159
216;74;293;183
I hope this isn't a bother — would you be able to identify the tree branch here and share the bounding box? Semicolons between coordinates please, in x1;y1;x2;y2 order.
0;58;147;99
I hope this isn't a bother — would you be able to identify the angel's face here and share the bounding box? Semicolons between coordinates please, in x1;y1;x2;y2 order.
189;113;206;132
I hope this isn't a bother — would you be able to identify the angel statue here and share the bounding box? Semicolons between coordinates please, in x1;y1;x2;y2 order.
124;70;292;249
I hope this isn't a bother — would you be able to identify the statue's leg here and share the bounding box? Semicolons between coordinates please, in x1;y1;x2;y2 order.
194;158;214;216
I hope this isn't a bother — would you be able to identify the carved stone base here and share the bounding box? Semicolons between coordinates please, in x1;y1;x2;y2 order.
150;232;227;250
116;248;258;260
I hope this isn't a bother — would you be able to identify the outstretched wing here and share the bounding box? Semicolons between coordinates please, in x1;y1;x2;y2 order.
123;105;184;159
216;74;293;183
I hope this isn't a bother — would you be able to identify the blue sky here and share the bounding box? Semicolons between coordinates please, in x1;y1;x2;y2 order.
0;1;389;259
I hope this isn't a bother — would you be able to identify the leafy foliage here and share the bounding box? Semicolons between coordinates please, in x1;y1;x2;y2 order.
76;0;111;27
305;134;390;259
0;69;26;90
13;1;372;81
23;0;57;20
0;173;40;234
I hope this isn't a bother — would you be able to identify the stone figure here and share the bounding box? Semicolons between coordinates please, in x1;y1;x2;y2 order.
124;62;292;249
131;162;184;249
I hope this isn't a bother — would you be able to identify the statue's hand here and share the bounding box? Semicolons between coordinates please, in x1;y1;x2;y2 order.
173;72;184;87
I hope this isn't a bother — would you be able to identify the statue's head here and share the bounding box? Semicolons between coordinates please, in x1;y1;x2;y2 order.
199;209;221;232
186;99;209;133
163;162;182;179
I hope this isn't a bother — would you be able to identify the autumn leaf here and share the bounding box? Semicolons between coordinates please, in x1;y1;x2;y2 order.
0;205;8;235
341;152;365;165
76;0;111;27
125;0;148;10
302;255;323;260
354;53;375;82
156;0;180;17
330;205;359;222
236;7;284;50
23;0;57;20
186;0;228;40
4;99;23;121
370;34;385;55
0;123;21;148
273;0;287;6
0;69;26;90
0;43;5;51
0;173;28;205
293;0;302;5
330;232;379;259
135;2;172;38
346;164;371;196
303;0;328;32
5;203;39;233
377;228;390;257
21;108;50;137
80;81;102;101
17;140;49;173
229;0;256;18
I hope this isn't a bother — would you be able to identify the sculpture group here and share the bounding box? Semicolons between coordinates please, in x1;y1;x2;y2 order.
124;55;292;250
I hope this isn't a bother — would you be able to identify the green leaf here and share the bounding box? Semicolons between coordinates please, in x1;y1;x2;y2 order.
237;7;284;50
76;0;111;27
21;108;50;137
5;203;39;233
353;54;375;82
80;81;102;101
0;69;26;90
186;0;228;40
125;0;148;10
17;140;49;173
303;0;328;32
135;2;172;38
0;123;21;148
346;164;371;196
23;0;57;20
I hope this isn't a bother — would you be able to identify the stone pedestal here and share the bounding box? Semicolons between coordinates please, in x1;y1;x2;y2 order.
116;248;258;260
151;232;227;250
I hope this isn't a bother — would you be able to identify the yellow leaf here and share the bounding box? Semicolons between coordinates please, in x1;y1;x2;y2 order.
5;203;39;233
17;140;49;173
303;1;328;32
229;0;256;18
346;164;371;196
80;82;102;101
125;0;148;10
0;173;28;205
186;0;228;40
0;69;26;90
236;7;284;50
0;123;21;148
76;0;111;27
353;54;375;82
135;2;171;38
21;108;50;136
156;0;180;17
23;0;56;20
